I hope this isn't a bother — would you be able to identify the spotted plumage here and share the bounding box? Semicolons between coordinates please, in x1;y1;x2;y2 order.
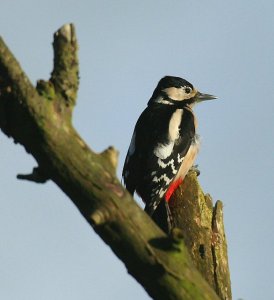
122;76;217;233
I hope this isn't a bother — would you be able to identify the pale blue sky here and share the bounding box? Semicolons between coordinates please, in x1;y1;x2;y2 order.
1;1;274;299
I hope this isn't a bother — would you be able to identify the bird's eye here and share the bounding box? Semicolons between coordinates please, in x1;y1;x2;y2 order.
185;87;192;94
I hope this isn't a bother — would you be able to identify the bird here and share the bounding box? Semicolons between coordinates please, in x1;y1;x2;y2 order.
122;76;217;233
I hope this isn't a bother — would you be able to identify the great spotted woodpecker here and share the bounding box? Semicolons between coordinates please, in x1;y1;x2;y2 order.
122;76;217;232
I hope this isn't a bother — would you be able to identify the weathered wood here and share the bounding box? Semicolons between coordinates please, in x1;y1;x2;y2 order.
0;24;230;300
170;173;232;300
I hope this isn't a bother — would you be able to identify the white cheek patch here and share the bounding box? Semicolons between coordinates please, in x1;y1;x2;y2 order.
163;87;183;101
162;86;196;101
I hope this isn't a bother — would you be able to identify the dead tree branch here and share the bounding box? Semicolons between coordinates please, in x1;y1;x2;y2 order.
0;24;230;300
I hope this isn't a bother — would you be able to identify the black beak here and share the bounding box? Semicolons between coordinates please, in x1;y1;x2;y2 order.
196;92;218;102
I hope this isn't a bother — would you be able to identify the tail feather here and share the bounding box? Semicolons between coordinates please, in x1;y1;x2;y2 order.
145;200;173;233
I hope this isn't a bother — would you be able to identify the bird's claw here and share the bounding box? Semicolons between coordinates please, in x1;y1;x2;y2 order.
189;164;200;176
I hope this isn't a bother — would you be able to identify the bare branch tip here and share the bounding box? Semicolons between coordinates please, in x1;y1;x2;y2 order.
55;23;76;43
215;200;223;209
213;201;224;222
17;167;50;183
101;146;119;169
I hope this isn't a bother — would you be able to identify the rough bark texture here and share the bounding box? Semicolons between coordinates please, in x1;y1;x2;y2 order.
0;24;231;300
170;173;232;300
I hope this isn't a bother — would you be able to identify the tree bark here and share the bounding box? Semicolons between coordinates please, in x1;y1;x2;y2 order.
0;24;230;300
170;173;231;300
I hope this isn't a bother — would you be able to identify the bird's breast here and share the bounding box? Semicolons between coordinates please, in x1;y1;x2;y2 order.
174;135;200;182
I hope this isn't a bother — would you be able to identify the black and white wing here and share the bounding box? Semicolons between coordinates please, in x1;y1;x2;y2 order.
123;105;196;214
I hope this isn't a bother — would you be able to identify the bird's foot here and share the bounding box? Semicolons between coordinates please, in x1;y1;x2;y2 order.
189;164;200;176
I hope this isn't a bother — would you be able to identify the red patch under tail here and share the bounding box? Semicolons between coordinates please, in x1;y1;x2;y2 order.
165;178;183;202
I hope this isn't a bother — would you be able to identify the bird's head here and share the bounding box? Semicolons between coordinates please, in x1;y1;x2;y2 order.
148;76;217;107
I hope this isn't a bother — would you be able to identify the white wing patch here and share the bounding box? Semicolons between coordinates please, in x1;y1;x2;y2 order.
154;142;174;159
168;109;183;140
153;109;183;160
